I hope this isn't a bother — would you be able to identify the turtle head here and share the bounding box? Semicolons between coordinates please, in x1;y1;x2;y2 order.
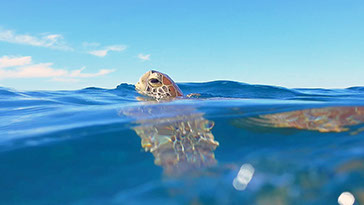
135;70;183;100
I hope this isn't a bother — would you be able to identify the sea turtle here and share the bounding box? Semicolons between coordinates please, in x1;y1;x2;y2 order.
124;70;219;176
126;70;364;175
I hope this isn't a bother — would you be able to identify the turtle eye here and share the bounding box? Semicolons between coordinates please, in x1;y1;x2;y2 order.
149;78;160;84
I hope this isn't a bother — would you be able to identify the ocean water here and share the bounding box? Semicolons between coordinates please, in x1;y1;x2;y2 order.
1;81;364;205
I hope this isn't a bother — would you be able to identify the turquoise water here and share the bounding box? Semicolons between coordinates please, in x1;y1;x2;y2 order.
1;81;364;205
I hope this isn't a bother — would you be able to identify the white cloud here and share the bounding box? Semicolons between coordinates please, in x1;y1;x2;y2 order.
0;28;73;51
138;53;151;61
89;50;108;57
0;56;32;68
0;56;114;80
88;45;127;57
0;63;67;78
69;67;115;78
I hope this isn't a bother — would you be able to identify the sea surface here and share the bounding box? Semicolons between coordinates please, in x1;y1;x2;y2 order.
1;81;364;205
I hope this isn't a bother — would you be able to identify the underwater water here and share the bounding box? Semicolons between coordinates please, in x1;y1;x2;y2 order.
1;81;364;205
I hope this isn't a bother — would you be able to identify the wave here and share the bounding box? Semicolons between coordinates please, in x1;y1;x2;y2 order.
2;81;364;102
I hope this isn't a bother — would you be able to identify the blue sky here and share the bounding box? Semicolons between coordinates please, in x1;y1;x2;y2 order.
0;0;363;90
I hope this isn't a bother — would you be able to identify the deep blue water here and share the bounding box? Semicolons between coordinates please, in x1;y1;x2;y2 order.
1;81;364;205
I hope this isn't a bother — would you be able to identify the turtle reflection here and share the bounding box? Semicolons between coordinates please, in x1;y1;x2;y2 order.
124;104;219;176
239;106;364;133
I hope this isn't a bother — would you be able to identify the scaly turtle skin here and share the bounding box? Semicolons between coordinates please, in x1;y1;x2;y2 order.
129;70;219;175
